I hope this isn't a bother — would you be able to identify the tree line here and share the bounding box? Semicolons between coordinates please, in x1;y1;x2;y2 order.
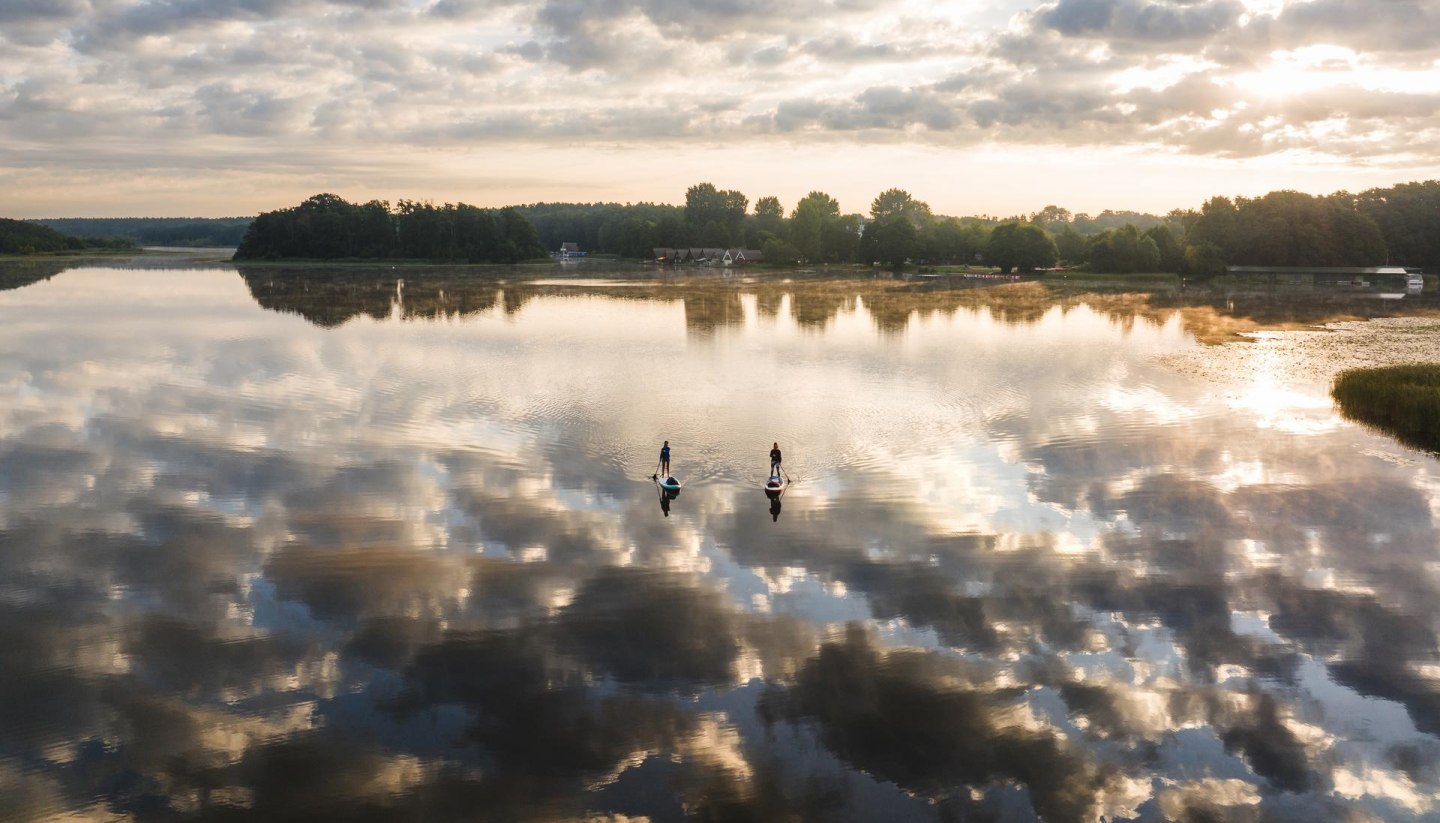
0;217;135;255
519;185;1008;268
34;217;251;248
233;194;549;263
215;178;1440;272
516;179;1440;274
1027;182;1440;274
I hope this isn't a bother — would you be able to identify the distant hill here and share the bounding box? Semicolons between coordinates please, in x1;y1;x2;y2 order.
32;217;252;248
0;218;75;254
0;217;137;254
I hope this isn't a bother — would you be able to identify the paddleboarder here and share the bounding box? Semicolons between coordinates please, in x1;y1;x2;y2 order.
658;440;671;478
769;442;782;476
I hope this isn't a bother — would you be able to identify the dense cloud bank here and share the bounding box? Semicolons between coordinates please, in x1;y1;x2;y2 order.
2;0;1439;183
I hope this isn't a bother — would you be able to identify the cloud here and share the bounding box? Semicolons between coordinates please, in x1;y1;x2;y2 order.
427;0;525;18
193;82;309;137
0;0;1437;190
763;625;1126;820
555;568;743;690
1037;0;1246;43
1270;0;1440;53
12;271;1440;817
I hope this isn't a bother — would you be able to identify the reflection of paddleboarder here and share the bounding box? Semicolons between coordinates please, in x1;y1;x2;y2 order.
769;494;782;522
654;476;678;517
769;442;782;475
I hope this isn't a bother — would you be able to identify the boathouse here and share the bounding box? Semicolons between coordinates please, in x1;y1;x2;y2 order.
1224;265;1419;287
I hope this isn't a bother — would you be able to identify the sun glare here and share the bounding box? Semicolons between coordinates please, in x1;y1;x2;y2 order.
1231;48;1352;100
1234;66;1324;100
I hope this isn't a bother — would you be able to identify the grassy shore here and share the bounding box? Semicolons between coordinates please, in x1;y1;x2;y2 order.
1332;364;1440;452
0;248;143;262
230;256;559;268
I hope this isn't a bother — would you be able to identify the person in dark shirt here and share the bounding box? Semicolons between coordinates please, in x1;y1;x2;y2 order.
660;441;670;476
769;442;782;475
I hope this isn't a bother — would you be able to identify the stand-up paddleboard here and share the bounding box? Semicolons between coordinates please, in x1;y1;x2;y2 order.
764;474;785;496
658;476;682;492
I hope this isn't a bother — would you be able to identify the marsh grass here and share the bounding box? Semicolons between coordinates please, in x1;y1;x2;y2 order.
1332;364;1440;452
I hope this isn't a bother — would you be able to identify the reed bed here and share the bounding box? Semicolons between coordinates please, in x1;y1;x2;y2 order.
1332;364;1440;452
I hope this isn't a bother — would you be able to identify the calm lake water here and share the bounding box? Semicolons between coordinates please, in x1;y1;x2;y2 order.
4;260;1440;821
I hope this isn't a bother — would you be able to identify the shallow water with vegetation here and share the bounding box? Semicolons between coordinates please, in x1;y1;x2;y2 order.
4;261;1440;821
1332;364;1440;454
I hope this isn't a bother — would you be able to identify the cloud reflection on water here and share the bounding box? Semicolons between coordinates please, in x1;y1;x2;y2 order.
3;265;1440;820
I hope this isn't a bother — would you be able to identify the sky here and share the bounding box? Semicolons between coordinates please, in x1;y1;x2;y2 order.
1;0;1438;218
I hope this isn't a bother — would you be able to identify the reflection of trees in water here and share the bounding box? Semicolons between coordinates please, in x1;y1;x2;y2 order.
2;252;240;294
681;290;743;335
239;267;490;328
240;267;1440;344
0;259;70;291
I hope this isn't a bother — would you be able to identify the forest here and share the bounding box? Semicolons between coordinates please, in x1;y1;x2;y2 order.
34;217;252;248
33;178;1438;274
514;179;1440;274
233;194;549;263
0;217;135;255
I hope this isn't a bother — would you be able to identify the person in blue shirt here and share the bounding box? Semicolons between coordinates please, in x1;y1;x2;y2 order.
660;441;671;476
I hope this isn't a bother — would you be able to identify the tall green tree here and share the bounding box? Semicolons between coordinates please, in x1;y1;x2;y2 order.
791;191;841;262
1054;225;1086;265
1185;242;1225;277
1184;196;1239;259
751;196;786;246
822;215;862;263
1144;225;1183;272
860;214;918;268
987;222;1057;273
1356;180;1440;269
1086;225;1160;273
869;188;931;227
685;182;748;243
1032;205;1072;233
